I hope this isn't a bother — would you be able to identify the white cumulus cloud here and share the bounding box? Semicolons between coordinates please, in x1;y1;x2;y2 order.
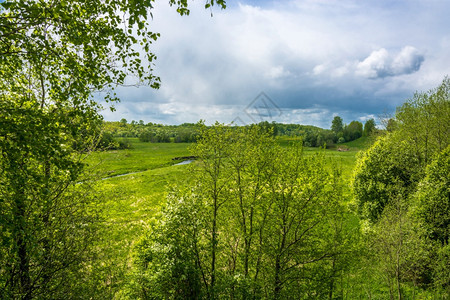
356;46;424;79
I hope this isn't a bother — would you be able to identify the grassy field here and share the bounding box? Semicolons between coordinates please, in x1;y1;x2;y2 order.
87;136;370;182
86;137;371;293
86;139;192;178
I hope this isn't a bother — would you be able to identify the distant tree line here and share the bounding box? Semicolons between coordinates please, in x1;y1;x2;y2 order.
99;117;377;149
331;116;376;144
102;121;200;144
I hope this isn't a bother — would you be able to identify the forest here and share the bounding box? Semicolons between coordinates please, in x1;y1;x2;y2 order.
1;0;449;299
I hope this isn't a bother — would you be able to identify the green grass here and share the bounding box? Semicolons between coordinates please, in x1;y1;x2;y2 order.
96;164;191;256
341;135;373;151
86;136;372;181
85;138;192;177
86;139;193;243
85;139;193;290
98;164;189;225
276;136;304;147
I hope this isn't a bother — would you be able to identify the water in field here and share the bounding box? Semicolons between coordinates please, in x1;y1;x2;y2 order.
173;160;193;166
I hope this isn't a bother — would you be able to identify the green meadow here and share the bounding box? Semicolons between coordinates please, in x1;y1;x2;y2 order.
86;140;192;178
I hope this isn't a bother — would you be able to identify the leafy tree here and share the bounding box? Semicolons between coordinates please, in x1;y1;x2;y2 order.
0;98;102;298
258;121;278;136
395;78;450;165
409;146;450;293
139;130;153;142
343;120;363;142
96;132;131;150
353;78;450;222
386;118;398;132
431;244;450;293
352;77;450;296
363;118;376;136
352;136;418;222
132;190;207;299
261;149;343;299
369;187;432;299
413;146;450;244
331;116;344;134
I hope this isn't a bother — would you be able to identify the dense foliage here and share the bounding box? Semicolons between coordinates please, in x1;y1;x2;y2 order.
0;99;101;298
132;124;354;299
352;77;450;297
414;146;450;244
354;78;450;222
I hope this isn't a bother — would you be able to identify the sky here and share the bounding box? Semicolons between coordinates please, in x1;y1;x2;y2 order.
100;0;450;129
